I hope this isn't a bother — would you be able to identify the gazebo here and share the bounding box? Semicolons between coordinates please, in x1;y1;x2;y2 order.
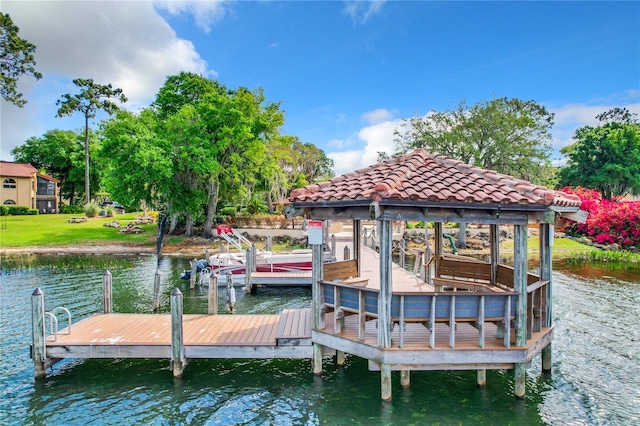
285;149;585;400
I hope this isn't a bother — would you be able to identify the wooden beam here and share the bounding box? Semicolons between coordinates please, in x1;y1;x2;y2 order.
171;288;186;377
513;224;528;398
540;223;553;372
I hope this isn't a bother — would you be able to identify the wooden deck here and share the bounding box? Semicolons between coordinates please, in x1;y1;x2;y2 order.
249;271;312;286
45;309;314;360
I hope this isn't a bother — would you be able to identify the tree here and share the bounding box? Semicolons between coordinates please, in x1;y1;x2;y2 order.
98;109;171;212
395;97;554;246
0;13;42;107
559;108;640;200
56;79;127;205
10;129;92;205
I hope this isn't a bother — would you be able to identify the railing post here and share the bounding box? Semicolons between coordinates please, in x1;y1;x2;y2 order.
343;245;350;261
266;235;272;252
153;271;162;312
399;238;406;269
103;270;112;314
208;275;218;315
170;288;185;377
31;288;46;379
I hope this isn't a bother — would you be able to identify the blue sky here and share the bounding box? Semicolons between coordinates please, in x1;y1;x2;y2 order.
2;1;639;175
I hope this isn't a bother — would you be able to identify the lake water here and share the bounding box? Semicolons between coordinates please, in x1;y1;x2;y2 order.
1;254;638;425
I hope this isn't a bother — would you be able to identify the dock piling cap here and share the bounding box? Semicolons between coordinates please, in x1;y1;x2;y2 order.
32;287;44;296
171;288;182;296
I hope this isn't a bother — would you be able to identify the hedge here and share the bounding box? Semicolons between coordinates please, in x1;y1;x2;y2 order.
0;205;39;215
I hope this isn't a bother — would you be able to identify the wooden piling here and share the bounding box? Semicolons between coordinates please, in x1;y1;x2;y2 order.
189;258;197;289
381;363;392;401
514;224;528;398
208;275;218;315
336;350;345;366
312;242;324;374
153;271;161;312
330;234;336;259
477;369;486;387
102;270;112;314
343;245;350;261
266;235;272;252
170;288;186;377
245;248;252;293
31;288;46;379
540;223;553;372
401;370;410;388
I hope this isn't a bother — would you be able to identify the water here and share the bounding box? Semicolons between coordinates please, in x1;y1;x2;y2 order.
1;255;638;425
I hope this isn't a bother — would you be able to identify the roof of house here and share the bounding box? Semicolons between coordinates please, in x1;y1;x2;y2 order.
0;161;37;178
290;149;581;209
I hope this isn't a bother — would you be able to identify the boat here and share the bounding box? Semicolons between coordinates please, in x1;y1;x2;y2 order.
181;225;334;284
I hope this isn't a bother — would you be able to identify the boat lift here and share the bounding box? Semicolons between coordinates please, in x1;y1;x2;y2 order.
216;225;253;251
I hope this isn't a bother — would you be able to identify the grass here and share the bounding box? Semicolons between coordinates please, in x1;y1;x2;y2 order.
501;235;598;258
0;213;158;247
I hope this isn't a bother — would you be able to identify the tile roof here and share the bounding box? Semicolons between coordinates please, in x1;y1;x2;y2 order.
290;149;582;208
0;161;37;178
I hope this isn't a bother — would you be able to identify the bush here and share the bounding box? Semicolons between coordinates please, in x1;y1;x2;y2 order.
560;187;640;248
60;204;84;214
0;205;36;215
83;203;101;218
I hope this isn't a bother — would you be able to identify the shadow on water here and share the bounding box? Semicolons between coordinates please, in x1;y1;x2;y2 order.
1;253;639;425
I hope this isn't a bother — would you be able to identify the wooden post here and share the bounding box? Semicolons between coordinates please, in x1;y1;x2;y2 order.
266;235;272;252
434;222;443;281
208;275;218;315
312;241;324;374
153;271;161;312
336;350;345;366
330;234;336;259
378;220;392;348
490;224;499;285
401;370;410;388
226;273;236;312
343;245;350;261
205;247;210;260
31;288;46;379
103;270;112;314
353;220;361;276
189;258;197;290
170;288;185;377
399;239;406;269
477;369;486;388
244;248;252;294
514;224;528;398
381;363;392;401
540;222;553;372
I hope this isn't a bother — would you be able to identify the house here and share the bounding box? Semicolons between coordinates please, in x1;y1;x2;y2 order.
0;161;60;213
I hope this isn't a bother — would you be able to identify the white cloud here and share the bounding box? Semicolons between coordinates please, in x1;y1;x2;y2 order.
343;0;386;24
361;108;395;124
1;1;214;160
328;118;401;175
153;0;228;33
549;102;640;155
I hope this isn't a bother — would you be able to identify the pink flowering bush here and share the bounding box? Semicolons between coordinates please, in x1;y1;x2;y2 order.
559;187;640;248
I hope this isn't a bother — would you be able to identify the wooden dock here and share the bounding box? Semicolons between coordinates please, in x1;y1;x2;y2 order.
43;309;314;361
249;271;312;286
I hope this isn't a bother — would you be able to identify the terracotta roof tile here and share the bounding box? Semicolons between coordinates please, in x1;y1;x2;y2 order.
290;149;582;209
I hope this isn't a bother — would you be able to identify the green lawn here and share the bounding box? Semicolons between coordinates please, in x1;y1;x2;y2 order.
0;213;158;247
501;235;597;258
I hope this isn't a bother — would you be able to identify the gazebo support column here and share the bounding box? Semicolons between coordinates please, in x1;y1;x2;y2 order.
312;242;324;375
353;220;361;275
378;219;393;400
514;224;528;398
540;222;553;372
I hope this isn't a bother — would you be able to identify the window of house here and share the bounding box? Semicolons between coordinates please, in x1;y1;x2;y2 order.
3;178;17;189
3;199;16;204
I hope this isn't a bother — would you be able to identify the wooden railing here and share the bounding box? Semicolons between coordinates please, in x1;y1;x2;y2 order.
320;281;518;349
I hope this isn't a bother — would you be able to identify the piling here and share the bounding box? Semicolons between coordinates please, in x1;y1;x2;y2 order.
189;258;197;289
31;288;46;379
343;245;350;260
208;275;218;315
266;235;272;252
102;270;112;314
153;271;161;312
170;288;185;377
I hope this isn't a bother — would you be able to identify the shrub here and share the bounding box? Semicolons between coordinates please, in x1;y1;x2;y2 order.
560;187;640;248
0;205;35;215
60;204;84;214
84;203;101;218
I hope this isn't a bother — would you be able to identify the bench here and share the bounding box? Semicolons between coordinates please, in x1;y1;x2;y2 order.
67;216;87;223
432;255;497;292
